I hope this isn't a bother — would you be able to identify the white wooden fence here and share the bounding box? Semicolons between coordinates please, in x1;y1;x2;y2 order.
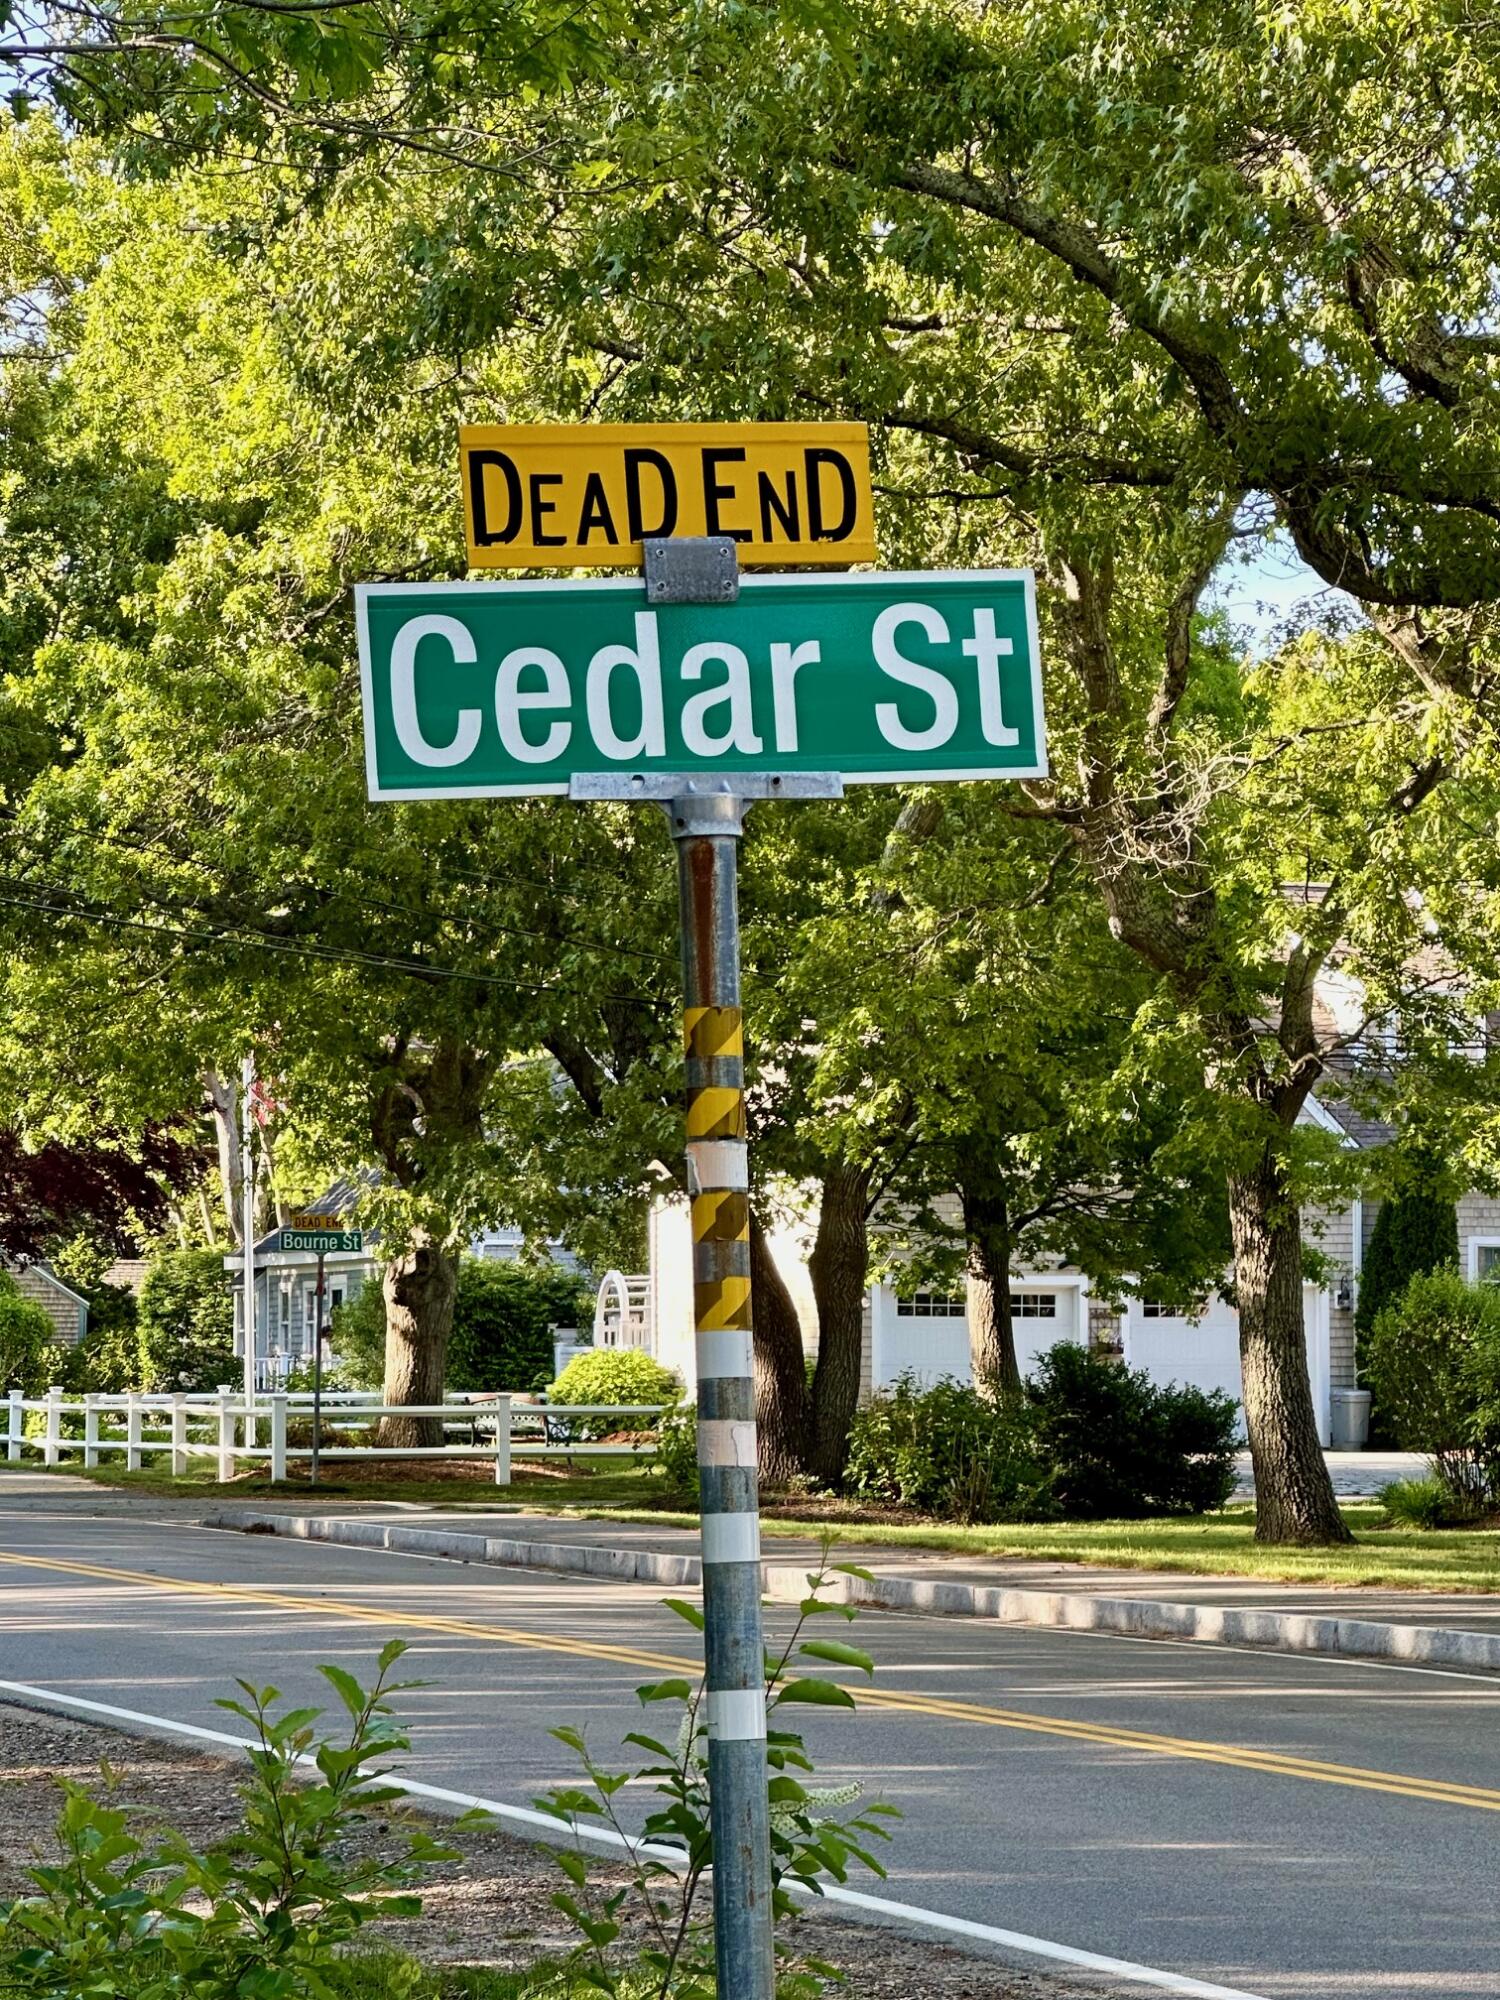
2;1385;668;1486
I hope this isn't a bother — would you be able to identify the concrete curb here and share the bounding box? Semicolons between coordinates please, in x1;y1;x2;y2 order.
201;1507;1500;1674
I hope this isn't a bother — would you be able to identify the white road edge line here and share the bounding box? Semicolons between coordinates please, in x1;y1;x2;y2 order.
0;1676;1268;2000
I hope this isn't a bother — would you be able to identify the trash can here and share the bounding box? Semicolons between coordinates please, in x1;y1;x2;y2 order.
1329;1388;1372;1450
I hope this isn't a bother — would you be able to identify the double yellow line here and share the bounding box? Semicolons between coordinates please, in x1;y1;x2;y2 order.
4;1546;1497;1815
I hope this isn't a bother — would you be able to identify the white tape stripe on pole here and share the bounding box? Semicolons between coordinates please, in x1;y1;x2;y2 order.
0;1680;1270;2000
701;1512;761;1565
697;1418;758;1466
694;1329;755;1380
686;1140;748;1193
706;1687;769;1742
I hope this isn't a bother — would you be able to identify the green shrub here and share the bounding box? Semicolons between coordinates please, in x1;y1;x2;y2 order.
136;1249;236;1392
1364;1269;1500;1506
849;1349;1236;1524
1026;1342;1238;1518
547;1347;680;1439
1356;1182;1459;1441
845;1374;1051;1522
0;1272;57;1394
653;1402;699;1497
331;1259;586;1394
0;1645;454;1996
1356;1187;1460;1342
329;1276;385;1387
1379;1475;1476;1530
540;1548;896;1997
448;1260;586;1394
56;1292;143;1393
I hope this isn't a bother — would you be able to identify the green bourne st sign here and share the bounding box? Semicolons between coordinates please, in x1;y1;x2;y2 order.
356;571;1044;798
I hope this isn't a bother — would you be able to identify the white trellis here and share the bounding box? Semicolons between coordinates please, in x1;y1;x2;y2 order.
593;1270;654;1351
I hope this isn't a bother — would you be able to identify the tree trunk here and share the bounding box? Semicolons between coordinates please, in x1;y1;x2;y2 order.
203;1069;243;1247
750;1210;811;1485
1229;1153;1352;1545
807;1162;871;1486
963;1185;1022;1399
378;1235;458;1448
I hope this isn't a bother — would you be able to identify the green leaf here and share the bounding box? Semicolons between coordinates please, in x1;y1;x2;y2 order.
636;1678;695;1703
771;1678;857;1709
317;1663;367;1720
662;1598;705;1631
798;1640;874;1677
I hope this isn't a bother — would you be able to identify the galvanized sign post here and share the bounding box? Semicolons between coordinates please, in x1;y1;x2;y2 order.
311;1249;326;1486
283;1214;363;1489
355;423;1045;2000
573;542;844;2000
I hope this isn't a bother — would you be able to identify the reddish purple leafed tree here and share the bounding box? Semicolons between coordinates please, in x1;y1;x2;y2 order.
0;1128;200;1262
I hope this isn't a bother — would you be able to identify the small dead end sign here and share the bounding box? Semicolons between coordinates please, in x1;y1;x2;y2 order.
460;422;877;570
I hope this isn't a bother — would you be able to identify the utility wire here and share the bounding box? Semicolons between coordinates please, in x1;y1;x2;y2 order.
0;883;666;1006
0;807;675;968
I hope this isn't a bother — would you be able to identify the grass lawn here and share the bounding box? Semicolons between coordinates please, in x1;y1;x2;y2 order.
9;1457;1499;1593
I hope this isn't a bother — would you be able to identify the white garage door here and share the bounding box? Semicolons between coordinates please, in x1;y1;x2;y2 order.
1122;1285;1330;1445
871;1283;1080;1390
1010;1286;1079;1378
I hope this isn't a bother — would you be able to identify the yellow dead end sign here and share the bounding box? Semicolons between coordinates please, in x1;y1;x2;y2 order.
459;422;877;570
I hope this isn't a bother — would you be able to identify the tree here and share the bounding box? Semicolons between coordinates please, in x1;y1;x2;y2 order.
0;0;627;173
378;0;1500;1542
0;1127;197;1263
1357;1191;1461;1348
0;1271;58;1395
13;0;1500;1536
333;1257;586;1393
135;1249;236;1391
0;120;682;1441
797;789;1233;1399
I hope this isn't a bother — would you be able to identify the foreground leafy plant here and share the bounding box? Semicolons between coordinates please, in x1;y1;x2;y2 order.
538;1544;898;1997
0;1641;456;1997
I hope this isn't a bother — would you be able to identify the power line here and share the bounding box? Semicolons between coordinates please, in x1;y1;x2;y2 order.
0;807;675;969
0;882;666;1007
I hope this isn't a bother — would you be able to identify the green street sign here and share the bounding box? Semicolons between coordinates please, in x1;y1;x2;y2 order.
281;1229;364;1254
356;570;1044;799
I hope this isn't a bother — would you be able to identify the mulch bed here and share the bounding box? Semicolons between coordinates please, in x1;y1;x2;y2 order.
0;1703;1117;1998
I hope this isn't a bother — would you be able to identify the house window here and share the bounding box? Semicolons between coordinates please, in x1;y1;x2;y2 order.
1476;1244;1500;1284
1139;1300;1176;1318
279;1283;291;1348
1012;1293;1058;1318
895;1290;966;1318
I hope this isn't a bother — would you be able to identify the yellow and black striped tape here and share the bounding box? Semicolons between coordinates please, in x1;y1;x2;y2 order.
692;1189;749;1243
695;1275;752;1332
686;1086;746;1141
683;1006;744;1060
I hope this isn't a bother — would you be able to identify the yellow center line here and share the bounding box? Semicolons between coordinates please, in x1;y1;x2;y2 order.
4;1546;1496;1815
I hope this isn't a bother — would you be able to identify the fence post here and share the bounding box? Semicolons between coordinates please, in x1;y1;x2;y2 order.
216;1384;237;1483
43;1384;62;1467
270;1391;288;1483
6;1387;21;1462
83;1392;101;1469
171;1394;188;1477
126;1392;143;1471
493;1395;512;1486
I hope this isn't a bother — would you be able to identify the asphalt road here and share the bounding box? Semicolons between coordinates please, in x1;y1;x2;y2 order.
2;1506;1498;1998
